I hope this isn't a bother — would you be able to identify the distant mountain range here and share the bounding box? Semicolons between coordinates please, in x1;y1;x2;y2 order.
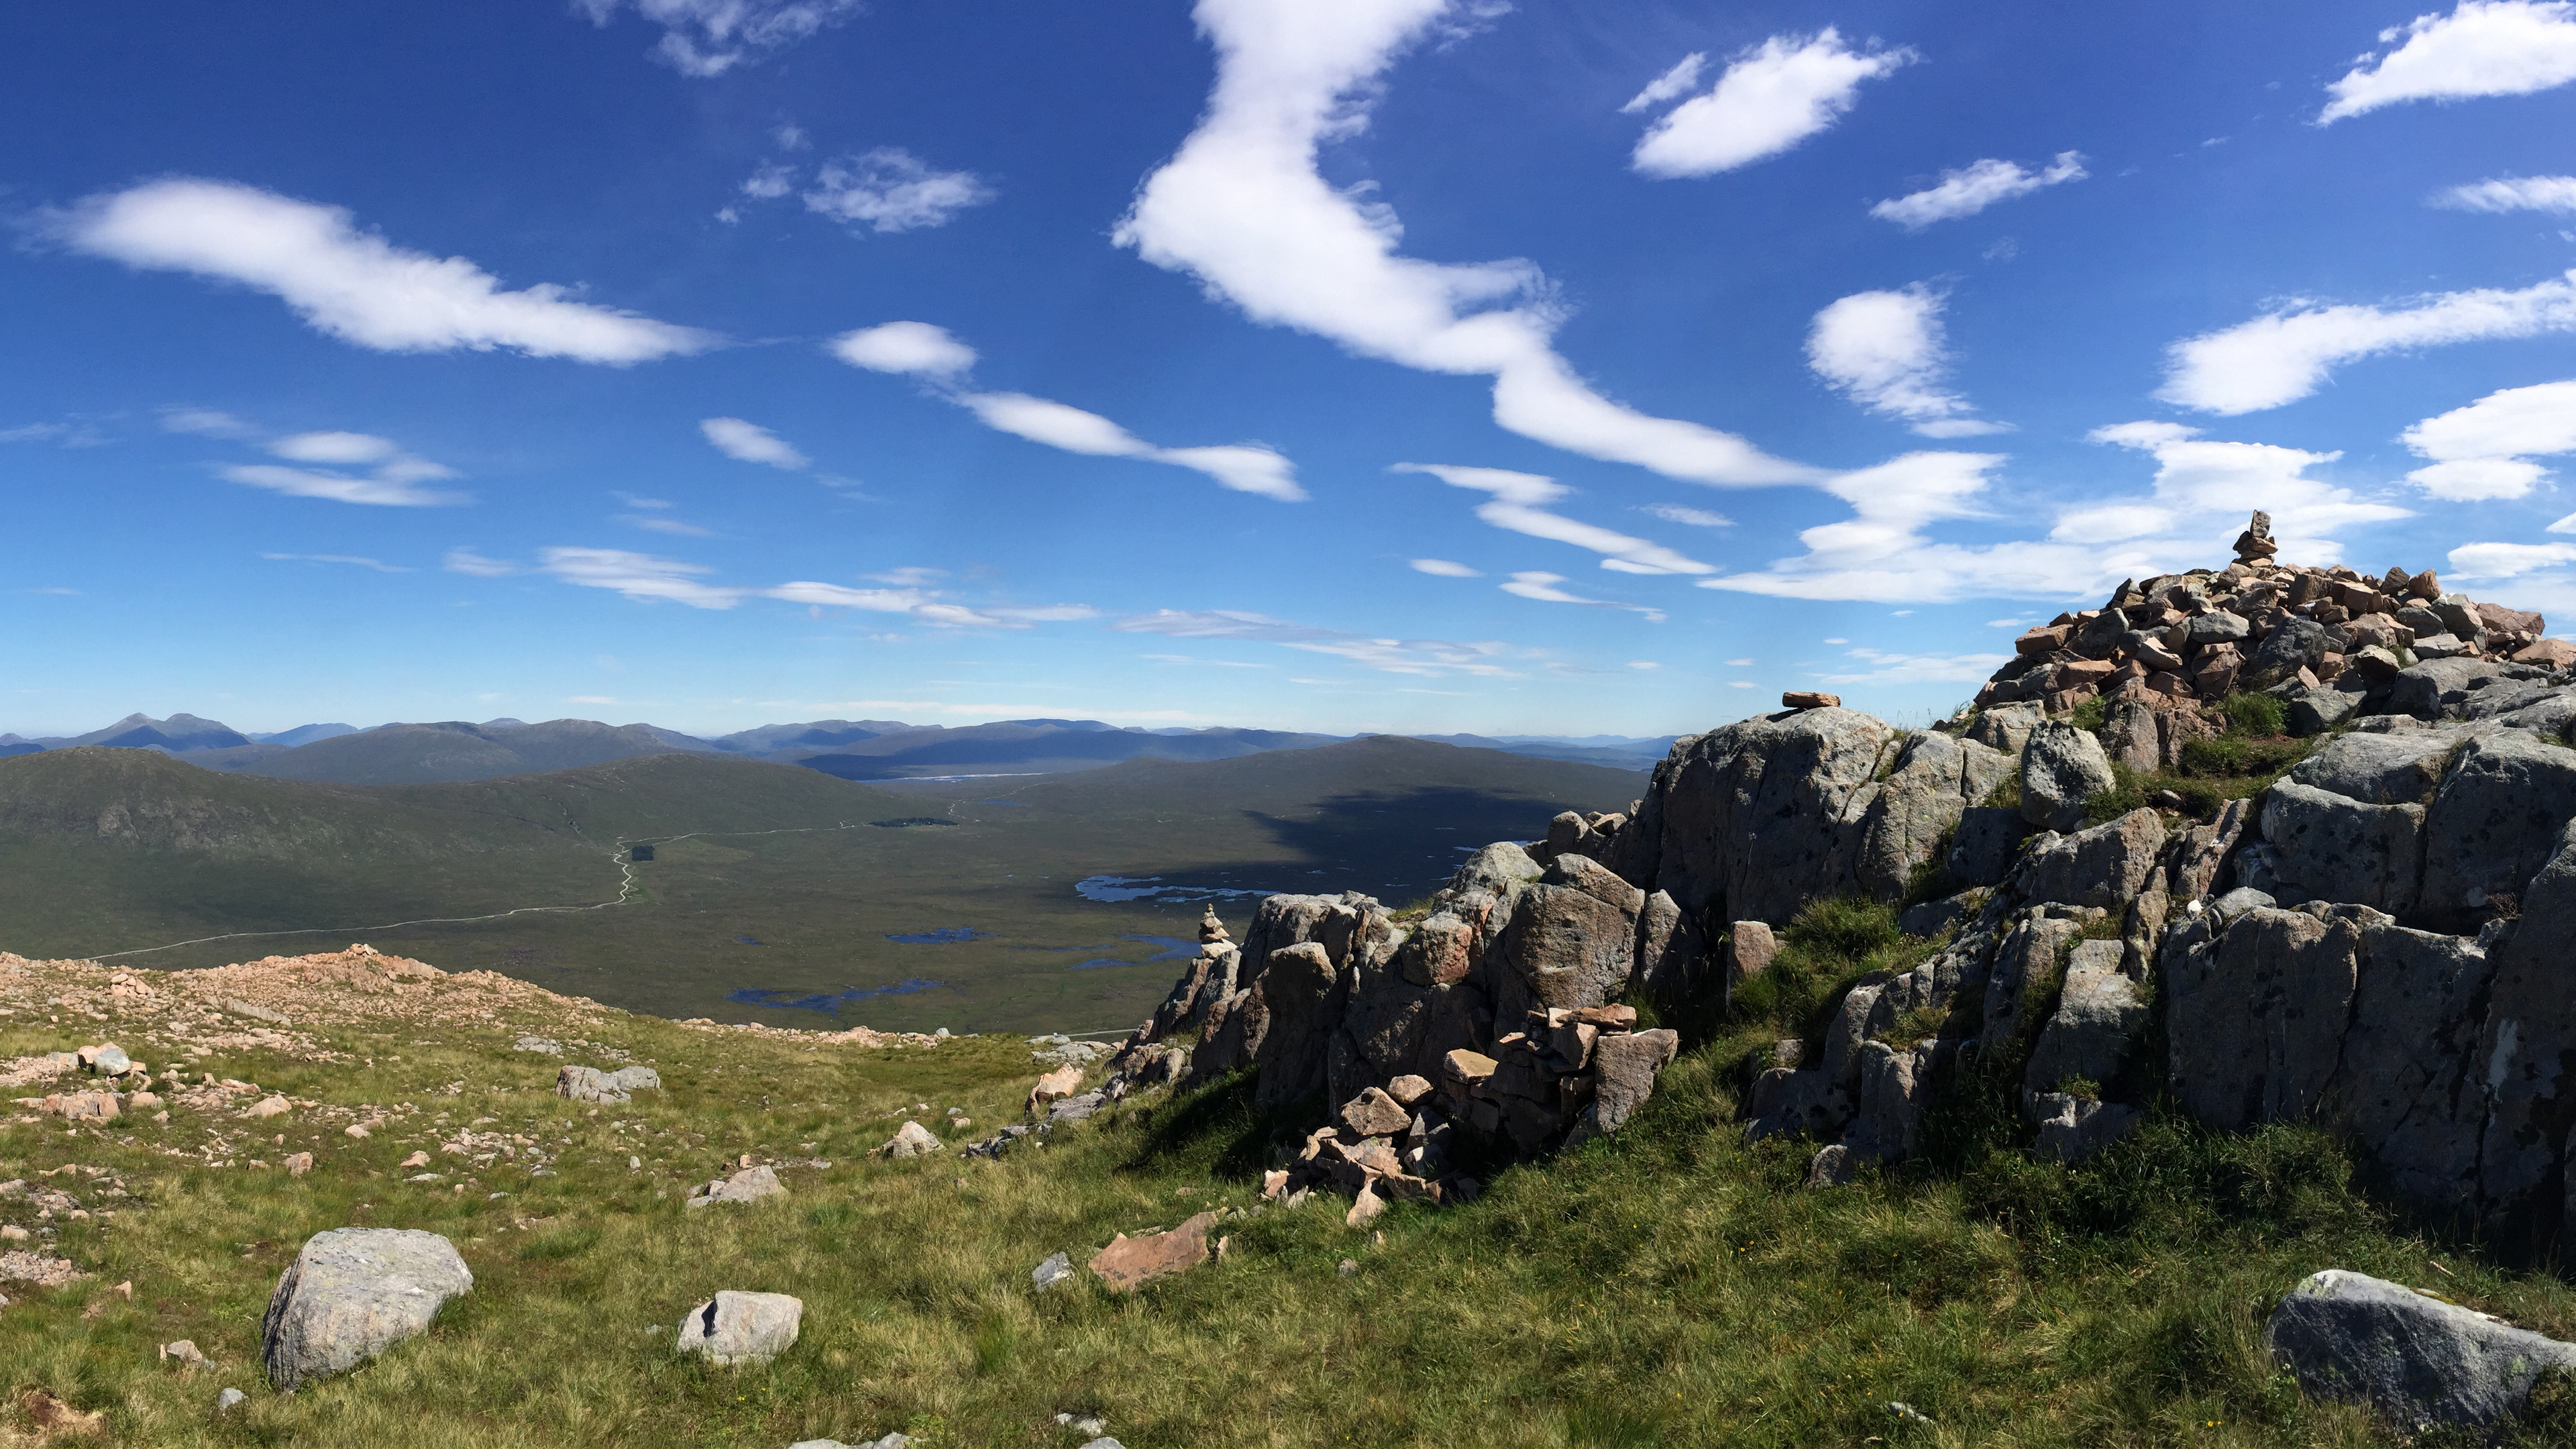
0;711;1675;786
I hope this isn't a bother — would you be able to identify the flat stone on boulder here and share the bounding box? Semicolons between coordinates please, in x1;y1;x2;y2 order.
262;1228;472;1391
1782;691;1840;710
2267;1269;2576;1431
676;1290;803;1366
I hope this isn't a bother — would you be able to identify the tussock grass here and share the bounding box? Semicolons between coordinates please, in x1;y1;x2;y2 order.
0;927;2567;1447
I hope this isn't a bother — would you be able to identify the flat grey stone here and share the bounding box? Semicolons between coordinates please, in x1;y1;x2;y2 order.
676;1290;802;1366
1032;1252;1074;1291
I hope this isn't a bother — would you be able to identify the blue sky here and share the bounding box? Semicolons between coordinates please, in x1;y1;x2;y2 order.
7;0;2576;739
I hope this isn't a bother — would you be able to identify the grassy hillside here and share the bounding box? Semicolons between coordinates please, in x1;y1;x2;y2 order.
236;720;722;785
1;924;2563;1446
0;740;1639;1035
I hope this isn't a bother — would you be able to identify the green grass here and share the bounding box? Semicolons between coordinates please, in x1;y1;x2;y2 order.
2084;694;2320;826
1;920;2570;1447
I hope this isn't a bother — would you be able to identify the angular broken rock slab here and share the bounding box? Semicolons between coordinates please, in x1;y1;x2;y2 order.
676;1290;803;1366
2268;1269;2576;1430
557;1065;659;1104
1088;1212;1216;1291
2016;808;2166;910
263;1228;472;1391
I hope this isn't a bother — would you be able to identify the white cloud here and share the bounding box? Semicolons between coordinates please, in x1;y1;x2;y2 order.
1630;29;1915;178
1152;445;1305;501
625;515;721;537
1410;558;1481;577
1501;571;1668;623
803;149;995;233
2448;541;2576;577
1113;0;1817;490
1817;645;2011;684
1869;152;2086;229
158;407;256;438
1395;463;1711;574
2400;378;2576;498
223;464;463;507
1806;286;2006;435
55;178;712;364
866;566;945;586
1701;429;2412;604
269;431;398;465
2320;1;2576;123
542;547;743;609
1620;53;1706;113
572;0;862;77
963;394;1148;456
2159;268;2576;413
1641;503;1731;527
2435;174;2576;213
829;321;979;378
613;490;674;509
1627;660;1660;670
443;548;517;577
774;123;808;151
700;417;810;470
1727;657;1754;665
0;420;105;447
742;162;796;199
260;552;411;573
1114;607;1522;677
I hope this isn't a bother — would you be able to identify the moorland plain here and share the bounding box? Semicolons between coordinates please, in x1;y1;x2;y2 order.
0;737;1640;1036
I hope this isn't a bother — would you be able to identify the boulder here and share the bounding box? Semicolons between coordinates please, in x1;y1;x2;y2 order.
1088;1212;1215;1291
1851;732;2012;898
1339;1087;1410;1139
2021;941;2147;1095
1644;708;1900;926
1026;1065;1083;1114
557;1065;659;1104
1031;1252;1075;1291
2167;908;2359;1130
1631;889;1705;998
878;1122;943;1159
2389;657;2527;720
2019;723;2115;833
2261;780;2425;916
2290;732;2455;805
2418;731;2576;923
688;1165;786;1207
1248;933;1350;1110
1741;1068;1852;1143
1572;1028;1679;1142
2242;616;2329;691
2267;1270;2576;1431
1969;702;2045;754
676;1291;803;1366
1725;920;1779;982
2015;808;2166;910
2284;686;2363;736
1496;880;1638;1020
262;1228;472;1391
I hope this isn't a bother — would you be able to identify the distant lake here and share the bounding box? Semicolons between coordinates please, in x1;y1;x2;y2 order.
884;926;993;944
725;978;942;1015
1075;875;1274;904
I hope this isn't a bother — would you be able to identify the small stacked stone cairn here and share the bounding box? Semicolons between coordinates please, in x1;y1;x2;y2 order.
1973;512;2564;724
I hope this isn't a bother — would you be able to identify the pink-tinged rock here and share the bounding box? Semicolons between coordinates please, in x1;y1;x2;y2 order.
1339;1087;1410;1139
1727;920;1780;982
1344;1181;1386;1228
1261;1170;1289;1201
1384;1074;1434;1106
1780;691;1840;710
285;1152;314;1177
1088;1211;1216;1291
2515;638;2576;669
1026;1065;1082;1115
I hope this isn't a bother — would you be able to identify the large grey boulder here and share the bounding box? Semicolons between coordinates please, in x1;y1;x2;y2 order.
1947;806;2030;887
1969;701;2045;754
2015;808;2166;910
687;1164;786;1208
1981;915;2083;1049
1568;1028;1680;1143
2469;824;2576;1252
1849;732;2012;898
2267;1270;2576;1431
2261;780;2424;916
2419;731;2576;923
2389;657;2530;720
1495;872;1640;1023
2019;723;2114;833
1646;707;1899;925
2022;940;2147;1095
2290;732;2455;805
262;1228;472;1390
676;1290;803;1366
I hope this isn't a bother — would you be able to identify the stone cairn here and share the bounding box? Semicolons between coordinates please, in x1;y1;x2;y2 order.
1974;511;2562;731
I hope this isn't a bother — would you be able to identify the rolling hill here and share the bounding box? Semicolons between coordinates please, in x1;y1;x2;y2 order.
232;719;724;785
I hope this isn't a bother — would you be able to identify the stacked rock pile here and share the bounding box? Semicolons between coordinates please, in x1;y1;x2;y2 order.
1974;511;2564;724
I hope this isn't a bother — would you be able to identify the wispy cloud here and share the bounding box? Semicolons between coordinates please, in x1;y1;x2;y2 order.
219;430;464;507
53;178;713;363
260;552;411;573
831;321;1306;500
443;548;517;578
1815;645;2012;684
573;0;863;77
1629;29;1916;178
2320;0;2576;123
0;420;107;447
1115;608;1523;678
1869;152;2086;229
1619;53;1706;113
2434;174;2576;213
158;407;256;439
1501;571;1668;623
458;543;1096;629
2159;268;2576;413
623;515;722;537
1409;558;1482;577
1395;464;1711;574
804;149;995;233
700;417;810;469
1640;503;1731;528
